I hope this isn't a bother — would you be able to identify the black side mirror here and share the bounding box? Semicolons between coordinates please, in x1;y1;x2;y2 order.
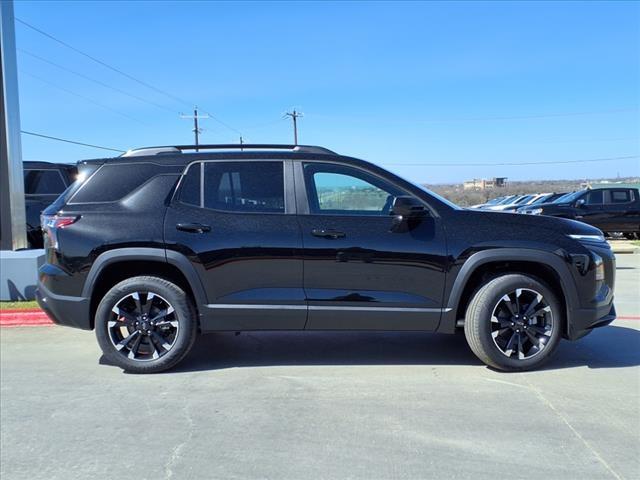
390;196;427;232
575;198;586;208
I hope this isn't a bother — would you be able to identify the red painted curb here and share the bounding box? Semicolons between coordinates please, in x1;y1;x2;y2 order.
0;309;53;327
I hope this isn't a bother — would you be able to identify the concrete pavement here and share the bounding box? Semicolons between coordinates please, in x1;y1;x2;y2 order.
1;255;639;480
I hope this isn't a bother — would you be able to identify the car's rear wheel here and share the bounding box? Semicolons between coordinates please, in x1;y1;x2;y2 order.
464;274;562;371
95;276;197;373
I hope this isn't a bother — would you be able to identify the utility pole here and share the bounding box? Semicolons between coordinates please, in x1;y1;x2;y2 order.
284;109;303;145
239;136;244;150
180;106;209;150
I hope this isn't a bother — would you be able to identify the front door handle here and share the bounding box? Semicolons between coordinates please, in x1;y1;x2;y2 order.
176;223;211;233
311;228;346;239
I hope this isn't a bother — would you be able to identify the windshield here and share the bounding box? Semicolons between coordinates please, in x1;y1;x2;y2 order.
513;195;533;205
484;196;505;205
497;195;516;205
556;190;584;203
529;194;551;205
414;184;461;209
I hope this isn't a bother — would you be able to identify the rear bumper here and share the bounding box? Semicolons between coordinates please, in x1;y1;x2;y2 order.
36;282;91;330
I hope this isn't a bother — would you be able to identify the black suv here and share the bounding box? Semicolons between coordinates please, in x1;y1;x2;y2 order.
36;144;616;373
518;186;640;237
23;161;77;248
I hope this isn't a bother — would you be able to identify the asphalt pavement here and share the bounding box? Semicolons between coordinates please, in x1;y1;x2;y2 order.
1;254;639;480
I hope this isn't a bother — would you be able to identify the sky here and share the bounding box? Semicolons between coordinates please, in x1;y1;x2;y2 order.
12;0;640;184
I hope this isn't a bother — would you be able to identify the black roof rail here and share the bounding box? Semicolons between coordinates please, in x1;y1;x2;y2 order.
122;144;337;157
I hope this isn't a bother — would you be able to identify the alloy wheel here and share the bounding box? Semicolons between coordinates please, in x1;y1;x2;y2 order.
108;292;179;362
490;288;554;360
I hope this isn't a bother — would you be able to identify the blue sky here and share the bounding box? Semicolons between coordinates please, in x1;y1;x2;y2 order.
13;0;640;184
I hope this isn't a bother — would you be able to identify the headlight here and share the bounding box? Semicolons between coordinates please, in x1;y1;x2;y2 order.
567;234;606;243
593;254;605;281
529;208;543;215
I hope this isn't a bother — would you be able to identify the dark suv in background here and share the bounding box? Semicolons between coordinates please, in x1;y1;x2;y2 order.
23;161;77;248
518;185;640;238
37;145;616;373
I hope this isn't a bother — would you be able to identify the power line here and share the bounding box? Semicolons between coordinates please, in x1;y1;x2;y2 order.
20;70;149;125
15;17;244;135
15;17;191;107
385;154;640;167
21;130;125;152
200;109;243;135
18;48;176;113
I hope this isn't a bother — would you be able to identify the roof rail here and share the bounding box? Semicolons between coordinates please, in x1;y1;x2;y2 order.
121;144;337;157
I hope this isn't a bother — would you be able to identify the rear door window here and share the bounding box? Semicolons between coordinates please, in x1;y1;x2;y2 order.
179;161;285;213
23;169;67;195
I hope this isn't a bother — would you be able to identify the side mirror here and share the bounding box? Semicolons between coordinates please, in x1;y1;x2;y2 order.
390;196;427;232
575;198;586;208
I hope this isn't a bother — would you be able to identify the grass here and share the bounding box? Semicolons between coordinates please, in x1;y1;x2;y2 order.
0;300;40;310
632;240;640;247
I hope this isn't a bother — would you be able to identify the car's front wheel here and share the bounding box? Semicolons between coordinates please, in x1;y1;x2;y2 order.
95;276;197;373
464;274;562;371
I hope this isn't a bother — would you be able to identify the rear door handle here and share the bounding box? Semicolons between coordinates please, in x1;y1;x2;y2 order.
176;223;211;233
311;228;346;239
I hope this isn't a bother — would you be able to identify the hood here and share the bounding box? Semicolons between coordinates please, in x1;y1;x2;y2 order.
455;208;601;236
519;201;570;211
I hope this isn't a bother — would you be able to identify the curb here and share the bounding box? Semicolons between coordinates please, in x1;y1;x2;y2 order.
0;309;54;327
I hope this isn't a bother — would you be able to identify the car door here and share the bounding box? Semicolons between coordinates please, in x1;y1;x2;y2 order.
164;159;306;331
295;160;448;331
602;188;640;232
574;189;606;227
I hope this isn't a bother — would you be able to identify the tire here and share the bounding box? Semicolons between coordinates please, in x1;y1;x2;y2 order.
95;276;198;374
464;274;562;371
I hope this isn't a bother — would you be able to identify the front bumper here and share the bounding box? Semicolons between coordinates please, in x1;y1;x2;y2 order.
567;302;616;340
565;242;616;340
36;282;91;330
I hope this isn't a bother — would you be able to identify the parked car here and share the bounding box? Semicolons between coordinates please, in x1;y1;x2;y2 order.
23;161;77;248
483;194;536;211
469;195;515;209
518;186;640;236
516;192;571;214
37;144;615;373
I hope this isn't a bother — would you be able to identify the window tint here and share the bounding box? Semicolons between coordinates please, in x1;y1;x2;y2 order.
23;170;66;195
304;163;402;215
70;163;159;203
609;189;632;203
179;163;201;206
586;190;603;205
202;162;284;213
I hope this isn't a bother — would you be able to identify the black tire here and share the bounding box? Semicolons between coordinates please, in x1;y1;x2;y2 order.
95;276;197;374
464;274;562;371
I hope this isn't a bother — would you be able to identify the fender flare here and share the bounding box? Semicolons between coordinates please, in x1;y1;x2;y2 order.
440;248;579;333
81;247;208;307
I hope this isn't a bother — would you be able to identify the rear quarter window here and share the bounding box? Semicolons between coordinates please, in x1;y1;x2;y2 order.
69;163;162;203
24;169;67;195
608;189;634;203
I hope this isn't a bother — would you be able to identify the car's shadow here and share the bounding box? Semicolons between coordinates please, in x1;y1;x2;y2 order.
157;324;640;373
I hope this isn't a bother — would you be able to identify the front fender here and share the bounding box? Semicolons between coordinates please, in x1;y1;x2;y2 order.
438;248;579;334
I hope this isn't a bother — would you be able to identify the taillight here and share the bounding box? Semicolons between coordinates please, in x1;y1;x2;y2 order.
41;215;79;249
